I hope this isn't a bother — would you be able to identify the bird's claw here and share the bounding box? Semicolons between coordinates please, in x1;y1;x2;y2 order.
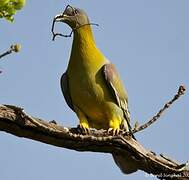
77;124;90;134
108;128;121;136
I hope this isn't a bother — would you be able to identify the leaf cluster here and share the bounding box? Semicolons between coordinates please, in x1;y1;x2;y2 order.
0;0;25;22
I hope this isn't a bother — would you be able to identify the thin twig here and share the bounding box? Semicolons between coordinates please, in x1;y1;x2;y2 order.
0;44;21;59
51;17;73;41
51;17;98;41
0;48;13;59
132;85;186;134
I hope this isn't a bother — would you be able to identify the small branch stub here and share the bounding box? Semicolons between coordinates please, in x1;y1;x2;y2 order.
0;44;21;59
0;44;21;73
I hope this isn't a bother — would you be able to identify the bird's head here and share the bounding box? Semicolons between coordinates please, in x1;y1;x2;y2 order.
54;5;90;30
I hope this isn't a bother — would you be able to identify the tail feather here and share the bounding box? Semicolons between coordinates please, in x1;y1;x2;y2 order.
115;103;138;174
112;152;138;174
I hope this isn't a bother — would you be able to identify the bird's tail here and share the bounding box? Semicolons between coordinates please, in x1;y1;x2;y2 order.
113;102;138;174
112;152;138;174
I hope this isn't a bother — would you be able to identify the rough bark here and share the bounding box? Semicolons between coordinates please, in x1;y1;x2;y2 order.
0;104;188;179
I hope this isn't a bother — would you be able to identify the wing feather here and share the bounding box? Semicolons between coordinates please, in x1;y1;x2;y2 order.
60;72;75;112
102;63;132;131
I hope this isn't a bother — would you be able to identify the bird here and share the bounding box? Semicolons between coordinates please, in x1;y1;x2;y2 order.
55;5;138;174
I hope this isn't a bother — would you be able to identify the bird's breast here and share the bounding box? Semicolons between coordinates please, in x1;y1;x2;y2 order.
68;59;109;120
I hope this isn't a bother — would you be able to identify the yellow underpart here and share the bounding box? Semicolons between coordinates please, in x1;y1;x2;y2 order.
67;25;126;132
109;117;121;130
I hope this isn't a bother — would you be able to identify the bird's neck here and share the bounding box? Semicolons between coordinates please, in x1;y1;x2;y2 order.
68;25;107;71
70;25;97;56
73;25;95;44
73;25;96;47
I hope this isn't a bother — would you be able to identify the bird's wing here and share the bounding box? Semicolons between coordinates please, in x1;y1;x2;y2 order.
60;72;75;112
102;63;132;131
103;65;138;173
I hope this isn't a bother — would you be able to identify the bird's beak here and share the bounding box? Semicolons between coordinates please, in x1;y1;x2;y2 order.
54;13;66;22
54;5;76;23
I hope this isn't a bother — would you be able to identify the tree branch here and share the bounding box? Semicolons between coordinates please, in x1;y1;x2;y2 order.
0;104;188;179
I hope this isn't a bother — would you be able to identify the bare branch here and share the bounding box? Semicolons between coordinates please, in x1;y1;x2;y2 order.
132;85;186;134
0;104;188;179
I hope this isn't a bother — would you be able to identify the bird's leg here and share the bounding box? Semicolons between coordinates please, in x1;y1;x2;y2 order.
108;117;122;135
77;120;90;134
74;106;90;134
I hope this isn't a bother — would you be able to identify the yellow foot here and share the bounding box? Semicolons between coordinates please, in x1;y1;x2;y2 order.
108;128;121;136
77;124;90;134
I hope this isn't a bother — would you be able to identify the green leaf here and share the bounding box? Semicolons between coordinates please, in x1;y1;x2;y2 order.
0;0;26;22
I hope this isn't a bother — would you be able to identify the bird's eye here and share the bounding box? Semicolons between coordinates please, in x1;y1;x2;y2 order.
74;9;78;14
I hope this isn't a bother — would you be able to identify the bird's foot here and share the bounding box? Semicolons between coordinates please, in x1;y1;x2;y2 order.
122;129;130;135
77;124;90;134
108;128;121;136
